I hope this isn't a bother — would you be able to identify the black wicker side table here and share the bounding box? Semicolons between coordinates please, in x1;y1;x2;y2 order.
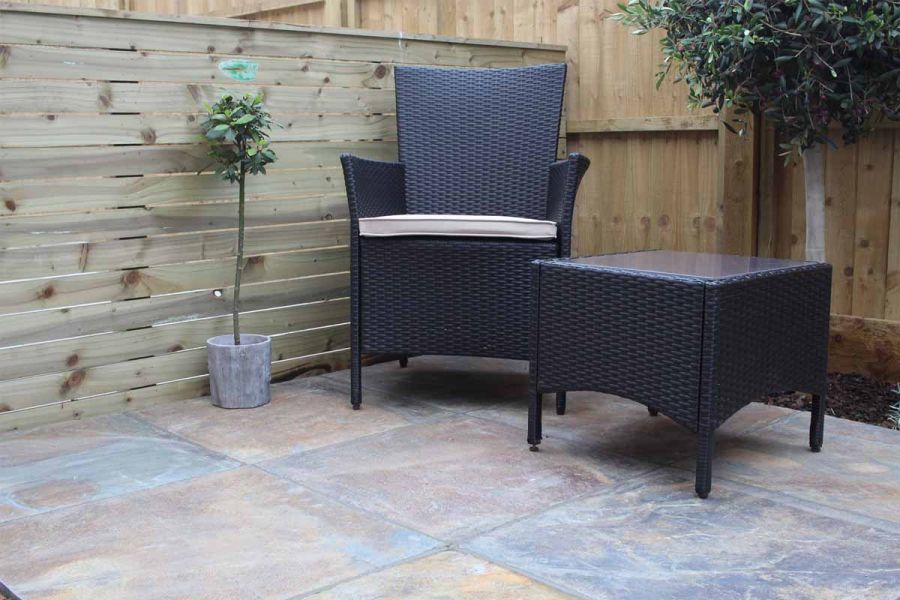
528;250;832;498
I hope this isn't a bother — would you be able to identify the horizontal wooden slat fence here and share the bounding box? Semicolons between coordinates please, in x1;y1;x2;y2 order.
0;3;566;430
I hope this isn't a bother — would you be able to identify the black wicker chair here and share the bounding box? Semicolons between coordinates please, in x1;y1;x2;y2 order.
340;63;590;409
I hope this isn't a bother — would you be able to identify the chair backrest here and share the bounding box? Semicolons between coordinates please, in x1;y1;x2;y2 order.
395;63;566;219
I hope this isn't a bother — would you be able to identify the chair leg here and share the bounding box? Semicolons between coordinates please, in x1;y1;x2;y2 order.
399;355;409;368
350;345;361;410
810;393;825;452
528;391;543;451
647;407;659;417
555;391;567;415
695;428;714;499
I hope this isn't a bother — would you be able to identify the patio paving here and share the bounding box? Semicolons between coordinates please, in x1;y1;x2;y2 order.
1;356;899;599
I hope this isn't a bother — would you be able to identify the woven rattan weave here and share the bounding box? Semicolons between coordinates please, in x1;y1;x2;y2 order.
528;251;832;498
341;63;589;409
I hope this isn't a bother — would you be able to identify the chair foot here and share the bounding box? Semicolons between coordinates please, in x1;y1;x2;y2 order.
528;391;543;450
399;355;409;368
555;392;566;415
529;445;540;452
648;407;659;417
351;403;361;411
809;393;825;452
695;429;714;499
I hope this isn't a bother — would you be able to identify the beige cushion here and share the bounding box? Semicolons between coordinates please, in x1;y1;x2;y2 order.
358;214;557;240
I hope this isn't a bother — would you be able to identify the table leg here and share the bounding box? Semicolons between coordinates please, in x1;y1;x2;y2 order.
350;342;362;411
695;428;714;499
810;393;825;452
556;392;567;415
528;391;543;451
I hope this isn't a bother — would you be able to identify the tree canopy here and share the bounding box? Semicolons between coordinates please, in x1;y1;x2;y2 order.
616;0;900;155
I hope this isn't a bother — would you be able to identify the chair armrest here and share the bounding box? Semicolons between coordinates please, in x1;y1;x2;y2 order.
340;154;406;223
547;153;590;256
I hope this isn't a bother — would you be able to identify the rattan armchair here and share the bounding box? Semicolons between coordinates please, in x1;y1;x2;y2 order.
340;63;589;409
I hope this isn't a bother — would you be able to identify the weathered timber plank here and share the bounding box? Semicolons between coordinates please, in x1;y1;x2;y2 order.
208;0;324;18
0;6;563;65
0;246;349;315
1;195;348;248
0;271;348;347
828;314;900;381
0;80;396;115
716;111;757;255
756;122;777;258
0;315;350;408
851;131;893;318
0;168;344;216
0;219;349;280
0;114;397;147
0;294;349;381
0;348;351;433
567;116;719;134
824;142;859;315
885;131;900;320
3;2;564;51
0;45;395;88
0;140;396;180
0;376;210;432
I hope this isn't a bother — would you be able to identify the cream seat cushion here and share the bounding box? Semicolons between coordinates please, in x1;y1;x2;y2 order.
358;214;557;240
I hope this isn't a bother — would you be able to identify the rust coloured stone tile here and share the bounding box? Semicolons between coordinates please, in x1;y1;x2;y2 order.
0;468;440;600
136;379;415;463
0;413;235;522
263;415;650;541
687;413;900;526
309;551;571;599
464;470;900;599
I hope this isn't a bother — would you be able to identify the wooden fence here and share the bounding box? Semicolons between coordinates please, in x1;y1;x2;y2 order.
2;0;898;432
0;3;565;430
200;0;897;381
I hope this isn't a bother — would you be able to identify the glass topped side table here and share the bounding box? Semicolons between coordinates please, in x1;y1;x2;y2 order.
529;250;832;498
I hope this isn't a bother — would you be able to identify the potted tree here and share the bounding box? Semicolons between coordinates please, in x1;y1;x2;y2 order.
201;92;278;408
616;0;900;260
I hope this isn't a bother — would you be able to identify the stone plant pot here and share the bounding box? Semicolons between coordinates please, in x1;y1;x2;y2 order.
207;334;272;409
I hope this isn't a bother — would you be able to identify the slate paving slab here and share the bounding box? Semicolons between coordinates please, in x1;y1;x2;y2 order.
296;374;456;425
3;358;900;599
323;356;531;413
683;411;900;527
470;392;793;465
136;378;418;464
464;469;900;599
0;413;236;523
262;415;652;541
0;467;441;600
307;551;572;599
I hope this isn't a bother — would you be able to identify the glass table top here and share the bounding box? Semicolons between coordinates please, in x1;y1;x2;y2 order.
559;251;818;279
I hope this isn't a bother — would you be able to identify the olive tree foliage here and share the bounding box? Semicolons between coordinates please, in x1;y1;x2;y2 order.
200;92;278;345
615;1;900;260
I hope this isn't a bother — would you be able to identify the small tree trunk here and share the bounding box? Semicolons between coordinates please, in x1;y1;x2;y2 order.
233;162;246;346
803;144;826;263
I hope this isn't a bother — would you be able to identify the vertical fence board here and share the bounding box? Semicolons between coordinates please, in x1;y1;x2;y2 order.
851;131;895;319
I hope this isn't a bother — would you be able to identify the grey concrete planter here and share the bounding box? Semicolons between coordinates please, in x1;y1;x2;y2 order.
207;334;272;409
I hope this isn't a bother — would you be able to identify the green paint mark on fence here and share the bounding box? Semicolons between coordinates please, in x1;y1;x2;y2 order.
219;59;259;81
